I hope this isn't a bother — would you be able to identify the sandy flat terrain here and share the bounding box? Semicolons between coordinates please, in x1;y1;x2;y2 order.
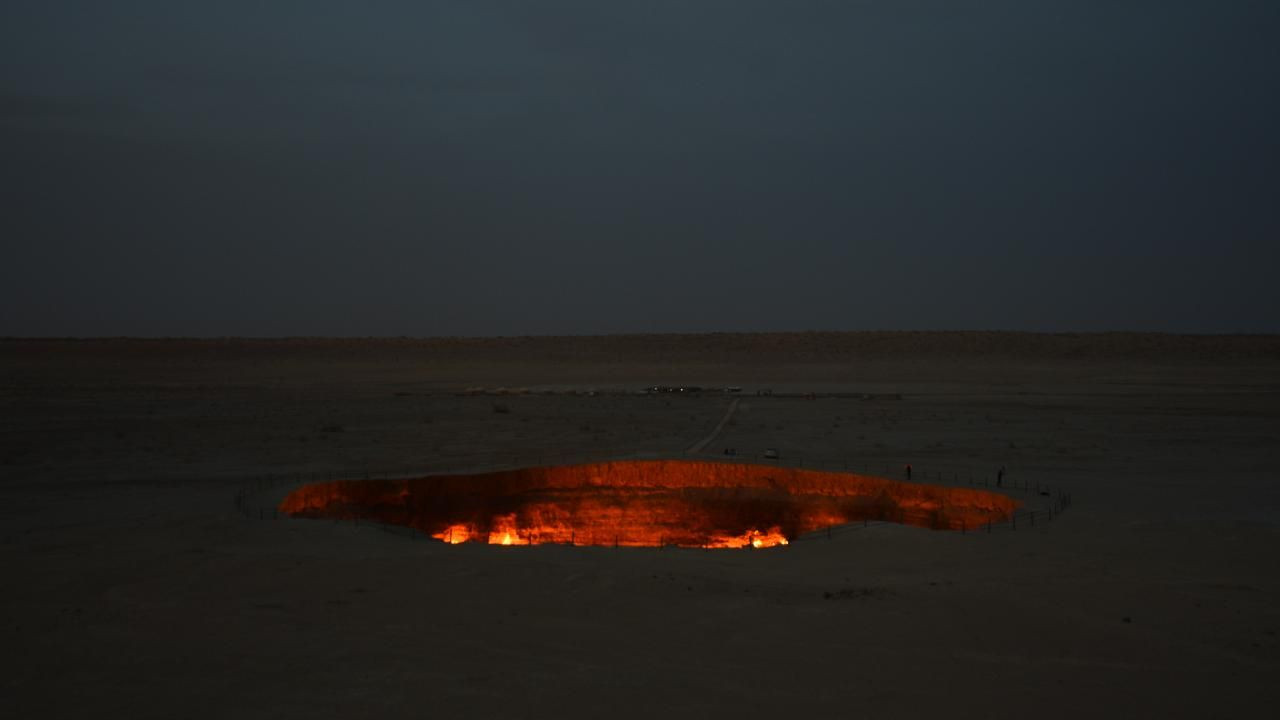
2;333;1279;718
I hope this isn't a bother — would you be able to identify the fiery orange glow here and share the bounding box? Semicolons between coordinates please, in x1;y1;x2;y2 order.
279;460;1018;549
438;523;471;544
487;514;520;545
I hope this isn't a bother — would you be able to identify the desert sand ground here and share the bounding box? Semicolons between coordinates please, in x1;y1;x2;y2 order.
2;333;1278;719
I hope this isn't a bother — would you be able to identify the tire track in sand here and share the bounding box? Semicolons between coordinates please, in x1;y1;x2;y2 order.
686;398;740;455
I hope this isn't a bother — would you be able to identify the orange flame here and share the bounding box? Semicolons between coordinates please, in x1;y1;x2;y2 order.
281;460;1019;549
487;514;521;545
435;524;471;544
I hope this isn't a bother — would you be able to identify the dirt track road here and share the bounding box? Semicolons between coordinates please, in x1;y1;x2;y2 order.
685;397;740;454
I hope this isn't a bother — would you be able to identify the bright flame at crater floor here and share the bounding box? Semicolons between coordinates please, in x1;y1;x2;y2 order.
278;460;1019;549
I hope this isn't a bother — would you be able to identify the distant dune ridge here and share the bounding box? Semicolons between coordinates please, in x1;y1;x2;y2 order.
5;332;1280;393
5;331;1280;365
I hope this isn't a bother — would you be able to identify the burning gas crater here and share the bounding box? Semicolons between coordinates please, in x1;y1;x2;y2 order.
279;460;1019;549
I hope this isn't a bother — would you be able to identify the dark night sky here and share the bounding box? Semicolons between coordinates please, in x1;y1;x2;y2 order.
3;1;1278;336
